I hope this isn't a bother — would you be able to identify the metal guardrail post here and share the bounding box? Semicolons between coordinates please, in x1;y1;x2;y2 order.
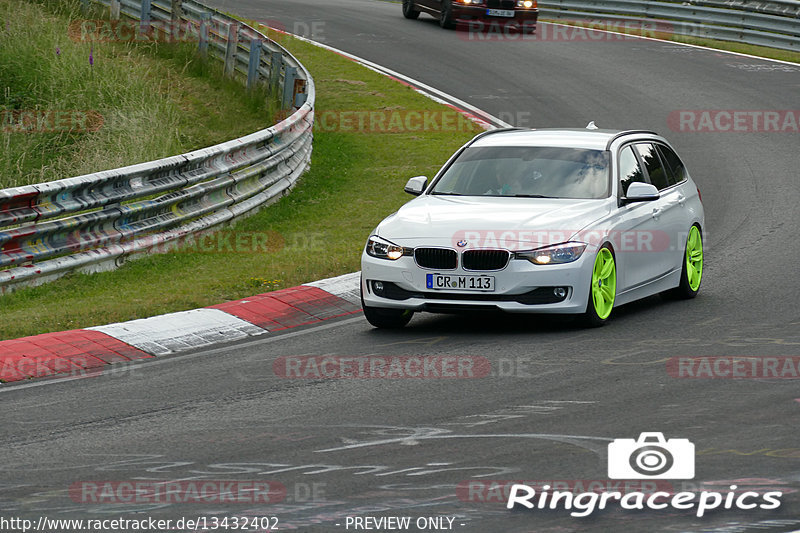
139;0;152;34
295;87;308;108
269;51;283;91
282;67;297;109
224;22;240;78
198;13;210;56
247;39;262;90
171;0;183;41
110;0;120;20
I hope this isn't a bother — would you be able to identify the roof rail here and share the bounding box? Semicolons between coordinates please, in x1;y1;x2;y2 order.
468;127;528;146
605;130;659;150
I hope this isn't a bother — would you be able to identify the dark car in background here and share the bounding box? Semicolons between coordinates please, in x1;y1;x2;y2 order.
402;0;538;32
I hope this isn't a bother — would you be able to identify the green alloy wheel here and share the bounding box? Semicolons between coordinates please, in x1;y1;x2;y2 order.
666;225;703;299
584;245;616;326
686;225;703;291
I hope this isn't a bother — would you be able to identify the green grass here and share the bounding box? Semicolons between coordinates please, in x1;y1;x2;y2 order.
0;27;482;340
0;0;276;189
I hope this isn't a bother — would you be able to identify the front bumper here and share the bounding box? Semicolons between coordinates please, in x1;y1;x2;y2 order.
452;6;539;26
361;248;592;314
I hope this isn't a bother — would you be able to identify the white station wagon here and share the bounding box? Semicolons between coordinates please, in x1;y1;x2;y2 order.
361;126;704;328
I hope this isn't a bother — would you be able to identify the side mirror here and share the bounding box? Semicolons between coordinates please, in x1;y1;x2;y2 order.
621;182;659;204
404;176;428;196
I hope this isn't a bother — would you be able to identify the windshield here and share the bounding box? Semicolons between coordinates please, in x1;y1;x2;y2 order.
430;146;610;199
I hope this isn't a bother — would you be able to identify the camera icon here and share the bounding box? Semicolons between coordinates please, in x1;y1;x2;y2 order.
608;432;695;479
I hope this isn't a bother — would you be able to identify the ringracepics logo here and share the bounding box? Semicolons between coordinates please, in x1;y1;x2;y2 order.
507;433;783;517
608;432;694;479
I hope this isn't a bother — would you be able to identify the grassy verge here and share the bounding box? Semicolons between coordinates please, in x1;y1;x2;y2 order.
0;26;482;340
0;0;275;189
541;18;800;64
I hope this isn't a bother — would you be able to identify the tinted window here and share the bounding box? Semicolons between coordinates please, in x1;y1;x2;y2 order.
635;143;670;191
656;144;686;186
431;146;610;199
618;146;645;195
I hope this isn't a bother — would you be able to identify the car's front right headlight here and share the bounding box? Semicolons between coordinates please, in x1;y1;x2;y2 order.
366;235;406;260
515;242;587;265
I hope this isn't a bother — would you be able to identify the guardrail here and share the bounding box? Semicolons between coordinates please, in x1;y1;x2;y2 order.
0;0;314;294
538;0;800;52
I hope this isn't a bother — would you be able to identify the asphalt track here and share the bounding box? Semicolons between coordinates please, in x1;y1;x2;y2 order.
1;1;799;531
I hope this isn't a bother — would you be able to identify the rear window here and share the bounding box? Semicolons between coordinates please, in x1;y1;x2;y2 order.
634;143;670;191
656;144;687;186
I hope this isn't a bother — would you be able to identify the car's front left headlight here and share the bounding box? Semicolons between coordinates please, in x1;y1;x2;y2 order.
366;235;406;260
516;0;536;8
516;242;587;265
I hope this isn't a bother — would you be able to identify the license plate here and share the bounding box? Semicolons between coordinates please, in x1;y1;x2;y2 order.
426;274;495;292
486;8;515;17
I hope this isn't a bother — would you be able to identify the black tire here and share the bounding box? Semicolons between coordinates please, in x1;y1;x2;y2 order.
361;294;414;329
439;0;455;29
402;0;420;19
662;225;703;300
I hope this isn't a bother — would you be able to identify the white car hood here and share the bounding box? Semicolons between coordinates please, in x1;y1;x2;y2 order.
376;195;612;250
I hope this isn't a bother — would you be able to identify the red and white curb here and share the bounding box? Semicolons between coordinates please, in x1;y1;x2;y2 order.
0;272;361;384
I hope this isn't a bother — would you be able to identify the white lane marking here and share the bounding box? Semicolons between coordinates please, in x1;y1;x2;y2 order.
89;308;266;356
316;431;611;454
0;316;364;393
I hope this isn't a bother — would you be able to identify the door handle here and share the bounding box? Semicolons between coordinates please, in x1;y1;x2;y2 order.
677;194;686;206
652;207;662;219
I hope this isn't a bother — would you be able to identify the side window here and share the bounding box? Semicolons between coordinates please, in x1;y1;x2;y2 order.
634;143;670;191
618;146;645;196
656;144;686;186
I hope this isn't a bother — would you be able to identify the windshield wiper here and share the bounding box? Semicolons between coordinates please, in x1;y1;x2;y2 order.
430;191;463;196
510;194;553;198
